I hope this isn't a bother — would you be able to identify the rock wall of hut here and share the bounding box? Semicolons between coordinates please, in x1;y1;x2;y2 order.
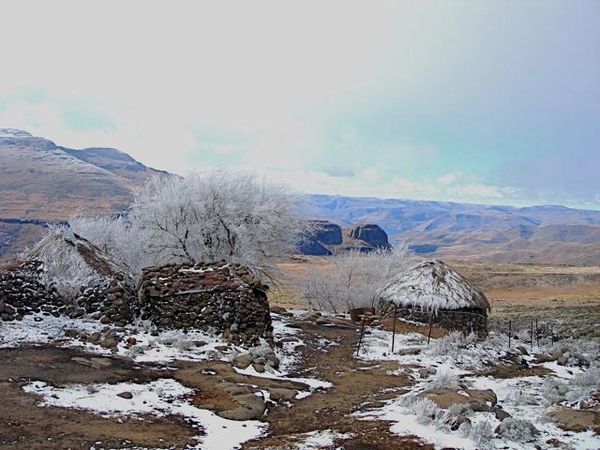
139;263;273;345
391;305;488;335
0;260;136;325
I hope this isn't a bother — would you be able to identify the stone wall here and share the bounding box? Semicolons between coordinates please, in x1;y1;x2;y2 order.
381;302;488;335
139;262;273;345
0;259;136;325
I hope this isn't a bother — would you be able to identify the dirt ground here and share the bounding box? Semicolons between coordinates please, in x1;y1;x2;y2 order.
0;323;433;450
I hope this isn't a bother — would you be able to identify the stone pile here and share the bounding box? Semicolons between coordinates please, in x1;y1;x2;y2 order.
0;261;66;321
140;262;273;345
74;279;136;327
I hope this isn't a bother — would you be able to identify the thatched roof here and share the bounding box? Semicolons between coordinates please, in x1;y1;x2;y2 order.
27;229;130;280
377;259;490;312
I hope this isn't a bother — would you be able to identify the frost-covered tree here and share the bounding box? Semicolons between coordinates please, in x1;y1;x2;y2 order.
69;215;157;278
69;170;307;280
301;246;412;312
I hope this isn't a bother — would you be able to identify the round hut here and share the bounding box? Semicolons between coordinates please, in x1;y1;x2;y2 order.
376;259;490;334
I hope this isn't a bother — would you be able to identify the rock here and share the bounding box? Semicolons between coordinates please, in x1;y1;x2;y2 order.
126;337;137;347
117;391;133;399
494;407;512;421
420;388;496;411
516;345;529;356
450;415;471;431
252;363;266;373
548;408;600;433
418;368;430;379
217;394;266;421
268;388;297;402
99;315;111;324
346;224;391;250
100;337;120;349
233;353;254;370
465;389;497;407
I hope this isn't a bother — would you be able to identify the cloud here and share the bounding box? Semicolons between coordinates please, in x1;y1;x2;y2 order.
0;1;598;208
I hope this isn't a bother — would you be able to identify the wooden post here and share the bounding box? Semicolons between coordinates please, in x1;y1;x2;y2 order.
391;303;397;353
508;320;512;349
356;315;366;356
427;314;433;345
535;318;539;348
530;319;534;350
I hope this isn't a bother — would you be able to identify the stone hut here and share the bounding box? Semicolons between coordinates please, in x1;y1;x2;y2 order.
139;262;273;345
0;230;136;325
377;260;490;334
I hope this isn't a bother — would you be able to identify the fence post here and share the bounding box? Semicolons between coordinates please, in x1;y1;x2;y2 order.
391;303;397;354
427;314;433;345
530;319;534;350
508;320;512;349
535;318;539;348
356;315;366;356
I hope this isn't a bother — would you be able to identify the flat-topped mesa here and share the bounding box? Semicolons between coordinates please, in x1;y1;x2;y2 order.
139;262;273;345
299;221;392;255
347;224;391;249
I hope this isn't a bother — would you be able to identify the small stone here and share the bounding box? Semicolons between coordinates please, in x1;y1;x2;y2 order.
117;391;133;399
99;315;111;324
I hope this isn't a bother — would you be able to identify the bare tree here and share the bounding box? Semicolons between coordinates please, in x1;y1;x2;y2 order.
301;246;413;313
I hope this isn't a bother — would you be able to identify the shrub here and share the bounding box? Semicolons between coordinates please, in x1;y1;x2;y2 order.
495;418;539;442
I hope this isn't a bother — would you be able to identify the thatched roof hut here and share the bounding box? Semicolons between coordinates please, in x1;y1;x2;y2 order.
377;260;490;333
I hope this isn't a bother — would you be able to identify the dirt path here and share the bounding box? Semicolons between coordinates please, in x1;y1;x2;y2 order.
243;323;433;449
0;323;433;450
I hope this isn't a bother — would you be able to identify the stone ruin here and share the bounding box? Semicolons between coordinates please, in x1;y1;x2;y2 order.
0;232;274;345
139;262;273;345
0;232;136;326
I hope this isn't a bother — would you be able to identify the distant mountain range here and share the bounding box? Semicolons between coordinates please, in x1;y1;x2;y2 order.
303;195;600;265
2;129;600;265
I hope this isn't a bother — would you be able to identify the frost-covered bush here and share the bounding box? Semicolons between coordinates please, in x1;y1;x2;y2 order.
415;398;440;424
470;420;495;448
565;366;600;402
301;246;412;312
428;368;460;390
506;388;538;406
426;331;478;359
543;378;569;404
495;418;539;442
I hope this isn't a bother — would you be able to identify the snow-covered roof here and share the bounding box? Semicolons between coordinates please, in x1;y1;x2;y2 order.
376;259;490;312
27;229;130;280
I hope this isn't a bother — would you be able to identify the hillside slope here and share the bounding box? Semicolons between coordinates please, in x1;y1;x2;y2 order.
0;129;164;259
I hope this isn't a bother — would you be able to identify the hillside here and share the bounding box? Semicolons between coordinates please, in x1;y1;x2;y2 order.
304;194;600;265
0;129;165;259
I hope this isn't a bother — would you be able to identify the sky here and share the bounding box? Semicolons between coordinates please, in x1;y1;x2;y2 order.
0;0;599;209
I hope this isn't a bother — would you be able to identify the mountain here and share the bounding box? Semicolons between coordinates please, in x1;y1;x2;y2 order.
2;129;600;265
298;221;391;255
0;128;166;259
303;194;600;265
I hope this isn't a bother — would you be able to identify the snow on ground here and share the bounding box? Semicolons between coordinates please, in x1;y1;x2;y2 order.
294;429;351;449
23;378;267;450
356;325;600;450
234;313;332;399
